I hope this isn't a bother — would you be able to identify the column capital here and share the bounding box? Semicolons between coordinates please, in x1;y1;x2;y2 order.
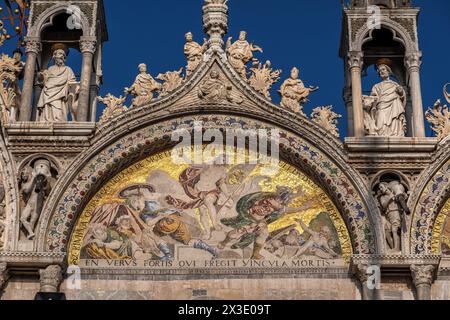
411;264;435;287
39;265;63;293
354;263;370;283
0;262;9;291
405;52;422;71
24;37;42;54
348;51;364;70
80;37;97;54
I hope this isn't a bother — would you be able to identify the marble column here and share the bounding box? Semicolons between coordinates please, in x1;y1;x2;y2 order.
78;38;97;122
405;52;426;138
39;265;63;293
411;264;435;300
19;38;42;122
0;262;9;298
348;51;365;138
355;263;379;300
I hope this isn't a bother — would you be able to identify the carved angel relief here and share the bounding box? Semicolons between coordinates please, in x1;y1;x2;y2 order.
98;94;128;125
157;68;184;97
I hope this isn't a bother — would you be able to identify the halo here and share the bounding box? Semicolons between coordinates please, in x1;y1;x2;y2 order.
51;43;69;56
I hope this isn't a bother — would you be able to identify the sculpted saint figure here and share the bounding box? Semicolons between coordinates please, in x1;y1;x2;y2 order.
198;70;240;103
20;159;55;240
377;181;410;253
279;67;318;115
226;31;263;79
363;64;407;137
125;63;161;108
184;32;207;78
37;49;77;123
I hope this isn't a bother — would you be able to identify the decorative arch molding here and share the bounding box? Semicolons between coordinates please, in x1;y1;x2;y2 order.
409;142;450;254
29;2;91;38
353;18;417;54
0;131;20;251
35;112;384;256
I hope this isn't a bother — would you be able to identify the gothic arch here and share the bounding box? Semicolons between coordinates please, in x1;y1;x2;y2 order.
353;18;417;54
409;141;450;254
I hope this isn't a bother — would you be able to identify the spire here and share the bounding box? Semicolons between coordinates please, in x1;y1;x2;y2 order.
202;0;229;51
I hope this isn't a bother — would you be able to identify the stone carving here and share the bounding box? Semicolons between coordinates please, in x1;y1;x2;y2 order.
39;265;62;293
248;60;281;100
376;181;410;253
198;70;242;104
311;106;342;138
362;63;407;137
0;52;24;123
279;67;318;116
125;63;162;108
226;31;263;79
156;68;184;97
98;94;128;125
445;83;450;104
0;262;8;292
202;0;229;49
184;32;207;78
426;99;450;141
411;265;435;300
20;159;56;240
37;48;80;123
0;171;5;250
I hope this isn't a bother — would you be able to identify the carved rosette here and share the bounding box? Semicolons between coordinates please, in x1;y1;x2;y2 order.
405;52;422;72
202;0;229;50
411;265;435;287
80;39;97;55
25;38;42;55
348;51;364;70
39;265;63;293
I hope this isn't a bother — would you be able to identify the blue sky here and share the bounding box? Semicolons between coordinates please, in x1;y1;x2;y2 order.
2;0;450;137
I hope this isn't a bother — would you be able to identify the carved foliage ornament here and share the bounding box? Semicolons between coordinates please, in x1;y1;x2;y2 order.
98;94;128;125
310;106;342;138
0;54;23;124
411;265;435;287
248;60;281;100
426;98;450;141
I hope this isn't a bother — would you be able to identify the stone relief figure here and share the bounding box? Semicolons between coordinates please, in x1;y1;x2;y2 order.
184;32;207;78
310;106;342;138
0;52;24;123
124;63;161;108
377;181;410;253
37;48;79;123
156;68;184;97
226;31;263;79
20;159;56;240
248;60;281;100
279;67;318;116
198;70;243;104
362;63;407;137
98;94;128;125
426;99;450;141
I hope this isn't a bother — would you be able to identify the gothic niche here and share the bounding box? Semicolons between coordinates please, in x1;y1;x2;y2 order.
19;158;58;240
361;28;409;137
373;173;410;254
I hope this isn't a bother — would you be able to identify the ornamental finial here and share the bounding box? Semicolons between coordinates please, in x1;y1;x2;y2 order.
202;0;229;51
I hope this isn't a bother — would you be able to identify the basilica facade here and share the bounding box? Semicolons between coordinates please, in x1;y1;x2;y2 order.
1;0;450;300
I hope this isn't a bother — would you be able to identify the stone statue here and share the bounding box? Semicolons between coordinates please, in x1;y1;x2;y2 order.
226;31;263;79
198;70;242;104
20;159;56;240
279;67;318;115
0;172;5;249
125;63;161;108
37;49;79;123
156;68;184;97
311;106;342;138
248;60;281;100
184;32;207;78
98;94;128;125
377;181;410;253
426;99;450;141
0;52;24;123
363;64;407;137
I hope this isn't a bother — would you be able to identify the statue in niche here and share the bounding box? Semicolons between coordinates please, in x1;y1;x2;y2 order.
198;70;243;104
377;181;410;253
124;63;161;108
37;48;79;123
184;32;207;78
363;63;407;137
226;31;263;79
279;67;318;116
20;159;56;240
